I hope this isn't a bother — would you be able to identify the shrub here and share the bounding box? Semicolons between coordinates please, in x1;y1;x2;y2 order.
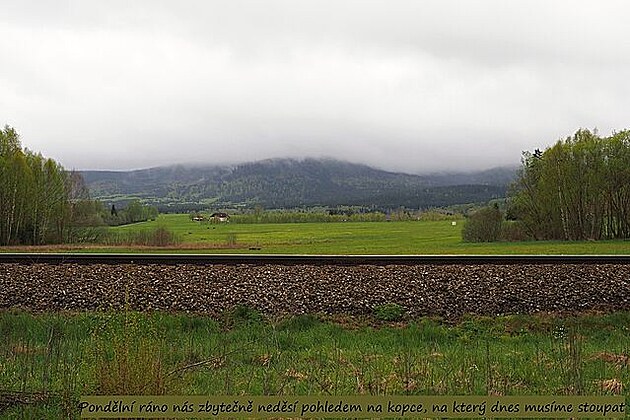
68;226;108;243
500;220;529;242
149;226;179;246
374;303;405;322
462;205;503;242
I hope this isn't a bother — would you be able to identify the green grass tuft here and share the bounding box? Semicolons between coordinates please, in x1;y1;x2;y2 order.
374;303;405;322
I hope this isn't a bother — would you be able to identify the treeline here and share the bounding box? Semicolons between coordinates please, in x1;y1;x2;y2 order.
462;129;630;243
230;211;387;224
192;208;460;224
70;200;158;229
104;201;158;226
0;126;159;245
0;126;80;245
509;129;630;240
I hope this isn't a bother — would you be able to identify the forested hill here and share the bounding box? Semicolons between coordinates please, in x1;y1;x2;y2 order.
82;158;515;209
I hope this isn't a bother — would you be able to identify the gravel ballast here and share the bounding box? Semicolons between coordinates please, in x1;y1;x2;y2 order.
1;263;629;319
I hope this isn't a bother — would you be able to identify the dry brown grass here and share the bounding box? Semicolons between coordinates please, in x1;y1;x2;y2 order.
597;378;624;394
87;311;178;396
590;352;629;368
1;241;246;252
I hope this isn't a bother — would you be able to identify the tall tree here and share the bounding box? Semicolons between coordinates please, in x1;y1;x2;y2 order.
509;128;630;241
0;126;87;245
0;126;30;244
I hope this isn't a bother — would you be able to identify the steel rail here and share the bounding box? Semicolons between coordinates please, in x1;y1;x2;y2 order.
1;253;630;265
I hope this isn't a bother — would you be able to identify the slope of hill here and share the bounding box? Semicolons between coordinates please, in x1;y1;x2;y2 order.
82;158;515;210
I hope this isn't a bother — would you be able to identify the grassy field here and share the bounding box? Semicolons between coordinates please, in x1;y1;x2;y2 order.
98;214;630;254
1;310;628;418
2;213;630;254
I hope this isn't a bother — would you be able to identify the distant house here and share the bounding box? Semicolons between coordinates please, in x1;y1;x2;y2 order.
210;212;230;222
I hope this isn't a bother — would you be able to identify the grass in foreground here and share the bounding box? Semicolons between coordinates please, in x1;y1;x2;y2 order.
1;310;628;418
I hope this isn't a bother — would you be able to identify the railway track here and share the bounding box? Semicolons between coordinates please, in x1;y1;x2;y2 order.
2;253;629;318
2;253;630;265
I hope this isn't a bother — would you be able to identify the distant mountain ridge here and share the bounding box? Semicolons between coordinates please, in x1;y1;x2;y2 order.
81;158;516;210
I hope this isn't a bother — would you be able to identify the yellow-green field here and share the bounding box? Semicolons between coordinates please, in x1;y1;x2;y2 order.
105;214;630;254
3;213;630;254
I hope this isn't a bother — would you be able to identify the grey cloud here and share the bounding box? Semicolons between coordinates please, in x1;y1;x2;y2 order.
1;0;629;173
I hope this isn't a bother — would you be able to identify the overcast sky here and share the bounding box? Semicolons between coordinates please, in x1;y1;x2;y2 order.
2;0;629;173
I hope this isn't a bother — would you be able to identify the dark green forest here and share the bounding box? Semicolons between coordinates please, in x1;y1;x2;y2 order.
82;158;512;211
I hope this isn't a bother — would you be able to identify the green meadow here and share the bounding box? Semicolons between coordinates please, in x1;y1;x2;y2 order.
100;214;630;254
1;310;628;418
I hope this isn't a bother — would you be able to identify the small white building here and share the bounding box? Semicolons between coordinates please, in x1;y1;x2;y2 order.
210;212;230;222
